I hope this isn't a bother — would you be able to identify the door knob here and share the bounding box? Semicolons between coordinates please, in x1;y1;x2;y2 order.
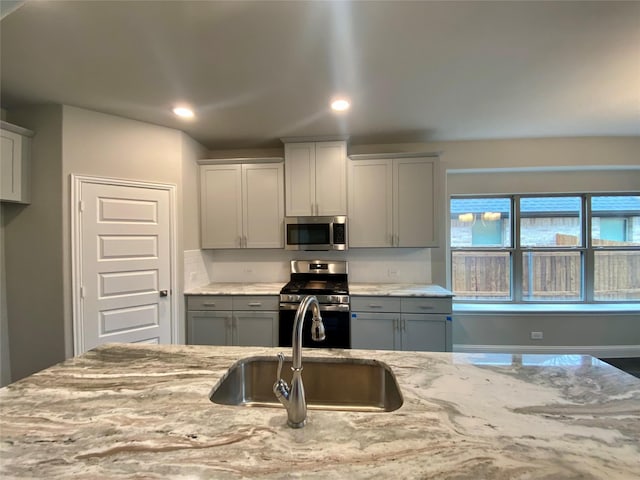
159;290;169;297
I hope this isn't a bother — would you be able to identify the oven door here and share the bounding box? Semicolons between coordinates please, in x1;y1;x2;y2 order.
279;304;350;348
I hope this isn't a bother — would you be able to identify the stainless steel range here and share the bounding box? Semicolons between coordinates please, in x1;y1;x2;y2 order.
279;260;350;348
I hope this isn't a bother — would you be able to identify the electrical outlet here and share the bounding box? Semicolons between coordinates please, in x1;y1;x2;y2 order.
530;331;543;340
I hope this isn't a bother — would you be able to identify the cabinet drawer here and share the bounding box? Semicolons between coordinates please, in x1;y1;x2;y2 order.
351;297;401;313
187;295;233;311
401;297;452;314
232;295;279;311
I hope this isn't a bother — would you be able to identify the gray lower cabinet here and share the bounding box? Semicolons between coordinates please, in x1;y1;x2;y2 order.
187;295;278;347
351;296;452;352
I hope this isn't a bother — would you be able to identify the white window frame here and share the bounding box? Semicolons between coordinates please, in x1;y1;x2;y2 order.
450;193;639;305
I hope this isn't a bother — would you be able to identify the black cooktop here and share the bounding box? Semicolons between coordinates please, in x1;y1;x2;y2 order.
280;276;349;295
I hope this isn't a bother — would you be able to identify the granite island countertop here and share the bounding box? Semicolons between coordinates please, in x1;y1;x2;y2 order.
185;282;453;297
1;344;639;479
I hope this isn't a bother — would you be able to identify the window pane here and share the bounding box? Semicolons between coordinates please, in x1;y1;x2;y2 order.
591;195;640;246
452;251;511;300
520;196;582;247
522;251;582;301
451;197;511;247
594;250;640;300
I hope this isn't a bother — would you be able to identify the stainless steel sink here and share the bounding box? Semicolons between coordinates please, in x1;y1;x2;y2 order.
210;356;403;412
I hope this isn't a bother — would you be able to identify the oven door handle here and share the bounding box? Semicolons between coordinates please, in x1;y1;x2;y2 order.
279;303;350;312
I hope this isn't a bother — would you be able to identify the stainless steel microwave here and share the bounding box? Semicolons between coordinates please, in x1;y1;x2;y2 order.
284;216;348;251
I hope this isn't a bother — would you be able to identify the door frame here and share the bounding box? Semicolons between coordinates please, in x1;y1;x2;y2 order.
71;174;178;355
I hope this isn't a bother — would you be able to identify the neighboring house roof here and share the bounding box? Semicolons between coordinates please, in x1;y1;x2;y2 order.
450;196;640;216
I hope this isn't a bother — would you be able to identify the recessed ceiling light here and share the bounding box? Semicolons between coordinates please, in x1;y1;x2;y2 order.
331;98;351;112
173;106;194;118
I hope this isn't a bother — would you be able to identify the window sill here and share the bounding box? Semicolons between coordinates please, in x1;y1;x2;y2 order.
453;302;640;314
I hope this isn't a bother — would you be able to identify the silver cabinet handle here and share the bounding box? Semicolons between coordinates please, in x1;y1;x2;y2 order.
368;304;382;308
418;305;435;310
203;302;217;307
248;302;262;307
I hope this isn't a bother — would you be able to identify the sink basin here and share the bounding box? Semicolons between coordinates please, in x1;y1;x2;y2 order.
210;356;403;412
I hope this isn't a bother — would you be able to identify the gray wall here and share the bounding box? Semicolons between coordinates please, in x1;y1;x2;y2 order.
1;197;9;385
5;105;65;381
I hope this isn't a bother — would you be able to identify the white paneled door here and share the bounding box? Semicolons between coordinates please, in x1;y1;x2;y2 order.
73;177;175;354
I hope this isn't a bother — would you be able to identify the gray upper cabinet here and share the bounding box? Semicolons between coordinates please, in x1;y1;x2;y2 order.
200;162;284;249
1;121;33;204
348;154;439;247
284;141;347;216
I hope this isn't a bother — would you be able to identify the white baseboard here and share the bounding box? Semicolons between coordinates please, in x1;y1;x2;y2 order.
453;344;640;358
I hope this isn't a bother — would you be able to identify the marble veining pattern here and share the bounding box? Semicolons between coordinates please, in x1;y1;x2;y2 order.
186;282;453;297
185;282;285;296
1;345;638;479
349;283;453;297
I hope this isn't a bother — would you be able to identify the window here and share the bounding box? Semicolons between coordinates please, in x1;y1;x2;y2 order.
450;194;640;303
592;195;640;301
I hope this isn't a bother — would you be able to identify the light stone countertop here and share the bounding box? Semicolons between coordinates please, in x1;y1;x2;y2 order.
349;283;453;297
1;344;638;479
185;282;453;297
185;282;285;296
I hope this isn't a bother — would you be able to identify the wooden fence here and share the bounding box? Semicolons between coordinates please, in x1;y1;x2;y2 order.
452;245;640;300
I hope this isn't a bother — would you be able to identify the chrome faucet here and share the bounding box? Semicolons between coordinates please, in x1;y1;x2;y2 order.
273;295;325;428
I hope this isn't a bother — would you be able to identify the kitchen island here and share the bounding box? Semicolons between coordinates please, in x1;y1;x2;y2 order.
1;344;638;479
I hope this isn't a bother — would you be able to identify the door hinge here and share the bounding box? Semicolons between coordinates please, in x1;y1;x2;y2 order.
78;201;85;212
80;286;85;298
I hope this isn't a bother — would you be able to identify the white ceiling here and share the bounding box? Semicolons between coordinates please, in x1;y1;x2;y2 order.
1;1;639;149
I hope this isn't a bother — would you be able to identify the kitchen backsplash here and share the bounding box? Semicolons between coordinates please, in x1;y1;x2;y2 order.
183;250;210;290
184;248;432;287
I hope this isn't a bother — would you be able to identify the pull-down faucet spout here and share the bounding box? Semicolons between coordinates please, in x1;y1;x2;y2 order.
273;295;325;428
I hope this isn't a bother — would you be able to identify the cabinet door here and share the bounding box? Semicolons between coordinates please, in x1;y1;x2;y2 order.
284;142;315;216
187;311;232;345
348;159;393;247
234;311;278;347
200;165;243;248
401;314;446;352
394;158;437;247
314;141;347;216
350;312;399;350
1;129;29;203
242;163;284;248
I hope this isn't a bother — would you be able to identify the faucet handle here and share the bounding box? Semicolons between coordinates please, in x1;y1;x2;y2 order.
276;352;286;380
273;352;290;405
